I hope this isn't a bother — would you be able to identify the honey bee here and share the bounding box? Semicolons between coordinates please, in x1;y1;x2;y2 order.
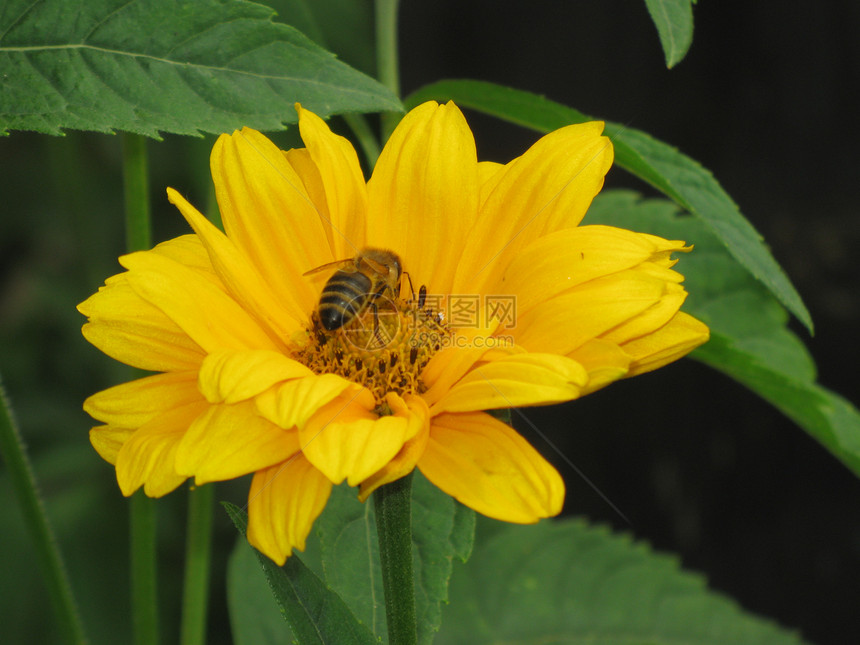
304;248;404;332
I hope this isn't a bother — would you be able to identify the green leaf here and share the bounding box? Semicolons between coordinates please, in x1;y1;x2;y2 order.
412;473;476;639
586;190;860;479
0;372;89;645
697;335;860;475
227;538;294;645
269;0;375;75
403;79;813;334
644;0;695;67
223;502;376;645
317;472;475;644
0;0;401;138
437;517;808;644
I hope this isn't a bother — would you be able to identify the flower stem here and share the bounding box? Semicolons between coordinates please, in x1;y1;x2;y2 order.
130;493;159;645
343;113;382;168
122;132;159;645
375;0;402;141
0;374;89;645
180;484;214;645
373;472;417;645
122;133;152;252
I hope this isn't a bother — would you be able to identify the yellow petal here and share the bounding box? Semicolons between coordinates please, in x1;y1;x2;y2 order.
90;425;135;465
368;101;479;295
495;225;688;319
149;234;223;285
513;272;670;356
358;394;431;501
247;454;332;565
453;122;613;295
421;345;489;407
197;349;313;404
211;128;332;316
567;338;632;395
602;282;687;345
420;313;505;407
430;352;587;414
299;389;418;486
623;311;710;375
115;400;209;497
175;401;301;484
477;160;504;188
284;148;334;249
167;188;303;342
121;249;277;353
79;275;205;372
254;373;356;430
84;371;201;427
418;411;564;523
296;105;368;260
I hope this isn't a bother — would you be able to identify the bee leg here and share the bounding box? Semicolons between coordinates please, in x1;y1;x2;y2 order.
369;301;387;348
402;271;416;302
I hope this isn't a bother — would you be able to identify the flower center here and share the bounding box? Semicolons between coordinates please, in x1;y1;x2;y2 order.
297;293;451;414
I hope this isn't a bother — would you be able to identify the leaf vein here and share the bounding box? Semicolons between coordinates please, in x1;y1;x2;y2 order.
0;0;41;43
19;48;65;108
1;42;383;97
81;0;138;44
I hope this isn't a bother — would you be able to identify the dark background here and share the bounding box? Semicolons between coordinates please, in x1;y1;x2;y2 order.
396;2;860;644
1;1;858;644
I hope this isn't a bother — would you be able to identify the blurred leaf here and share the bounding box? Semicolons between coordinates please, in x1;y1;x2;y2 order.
269;0;375;75
0;0;401;138
437;516;808;644
644;0;695;67
228;537;293;645
223;502;376;645
587;190;860;478
317;472;475;644
697;335;860;475
404;80;813;334
0;373;90;645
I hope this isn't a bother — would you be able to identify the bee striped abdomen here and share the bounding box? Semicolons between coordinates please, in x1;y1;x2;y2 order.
318;270;373;330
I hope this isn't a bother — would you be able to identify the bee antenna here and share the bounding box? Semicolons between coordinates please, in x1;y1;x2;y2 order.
402;270;416;301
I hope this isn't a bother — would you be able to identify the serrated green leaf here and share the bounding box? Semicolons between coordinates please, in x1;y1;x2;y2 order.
316;481;385;637
0;0;401;138
223;502;376;645
437;517;808;645
403;80;812;334
317;472;475;645
586;190;860;479
644;0;695;67
448;496;476;564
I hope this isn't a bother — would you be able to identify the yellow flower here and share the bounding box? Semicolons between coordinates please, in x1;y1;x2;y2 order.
79;101;709;564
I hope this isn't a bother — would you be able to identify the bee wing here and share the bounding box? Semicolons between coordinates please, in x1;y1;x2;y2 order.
302;258;354;277
359;256;390;275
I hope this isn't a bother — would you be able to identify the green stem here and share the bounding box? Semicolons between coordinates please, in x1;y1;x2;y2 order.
122;132;159;645
0;375;89;645
130;494;159;645
180;484;214;645
375;0;402;141
373;10;412;634
122;133;152;252
373;472;417;645
342;113;382;168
